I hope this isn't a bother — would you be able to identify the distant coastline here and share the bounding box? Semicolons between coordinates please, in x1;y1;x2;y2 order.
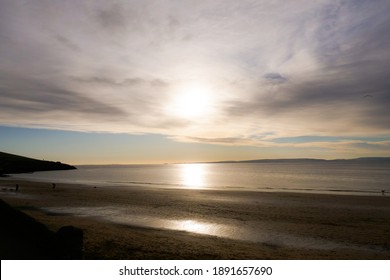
70;157;390;168
192;157;390;165
0;151;76;176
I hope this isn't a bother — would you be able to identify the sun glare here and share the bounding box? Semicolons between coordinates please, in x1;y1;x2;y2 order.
180;164;206;188
174;219;214;235
167;84;215;119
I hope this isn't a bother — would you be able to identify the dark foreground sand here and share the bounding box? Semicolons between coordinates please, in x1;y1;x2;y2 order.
1;179;389;259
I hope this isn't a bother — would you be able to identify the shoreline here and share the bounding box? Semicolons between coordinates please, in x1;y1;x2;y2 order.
1;179;390;259
2;174;387;197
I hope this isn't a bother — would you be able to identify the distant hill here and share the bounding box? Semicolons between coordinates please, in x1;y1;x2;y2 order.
249;157;390;163
210;157;390;164
0;151;76;176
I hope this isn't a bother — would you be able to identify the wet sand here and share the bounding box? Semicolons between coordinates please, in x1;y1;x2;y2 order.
1;179;390;259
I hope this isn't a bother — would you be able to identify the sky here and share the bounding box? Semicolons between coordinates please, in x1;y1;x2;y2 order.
1;0;390;164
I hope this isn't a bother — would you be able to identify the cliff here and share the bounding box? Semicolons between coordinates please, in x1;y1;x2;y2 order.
0;151;76;176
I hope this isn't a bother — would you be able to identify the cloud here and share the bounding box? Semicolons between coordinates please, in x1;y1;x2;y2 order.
0;72;128;132
263;73;288;84
71;76;169;88
0;0;389;156
95;2;128;31
53;35;81;52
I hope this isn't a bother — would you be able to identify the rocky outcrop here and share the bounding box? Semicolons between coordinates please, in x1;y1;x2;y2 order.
0;151;76;176
0;199;83;259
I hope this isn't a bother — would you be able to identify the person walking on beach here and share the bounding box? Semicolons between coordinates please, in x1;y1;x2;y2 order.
15;184;19;191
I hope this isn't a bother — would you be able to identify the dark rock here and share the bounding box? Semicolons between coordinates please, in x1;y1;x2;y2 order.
0;199;83;259
56;226;84;260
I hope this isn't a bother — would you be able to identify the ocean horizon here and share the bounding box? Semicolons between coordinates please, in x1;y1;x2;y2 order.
5;160;390;196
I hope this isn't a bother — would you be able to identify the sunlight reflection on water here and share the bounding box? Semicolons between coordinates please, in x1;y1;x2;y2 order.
42;206;233;236
172;219;220;235
180;164;207;188
41;206;385;253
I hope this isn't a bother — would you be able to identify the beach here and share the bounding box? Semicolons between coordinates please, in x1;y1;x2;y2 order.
1;179;390;259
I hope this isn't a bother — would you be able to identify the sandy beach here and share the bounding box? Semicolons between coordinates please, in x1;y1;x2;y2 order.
1;179;389;259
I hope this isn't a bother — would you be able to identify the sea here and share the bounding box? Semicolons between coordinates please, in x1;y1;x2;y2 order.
7;160;390;196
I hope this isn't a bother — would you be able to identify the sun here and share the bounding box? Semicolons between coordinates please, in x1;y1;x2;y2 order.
167;84;215;119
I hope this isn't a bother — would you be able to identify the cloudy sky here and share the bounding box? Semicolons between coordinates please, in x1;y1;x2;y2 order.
1;0;390;164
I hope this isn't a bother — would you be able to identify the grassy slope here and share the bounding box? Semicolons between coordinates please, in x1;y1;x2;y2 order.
0;151;76;175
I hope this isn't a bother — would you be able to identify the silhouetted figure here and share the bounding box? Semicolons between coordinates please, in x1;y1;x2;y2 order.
15;184;19;192
381;190;385;196
52;183;56;189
